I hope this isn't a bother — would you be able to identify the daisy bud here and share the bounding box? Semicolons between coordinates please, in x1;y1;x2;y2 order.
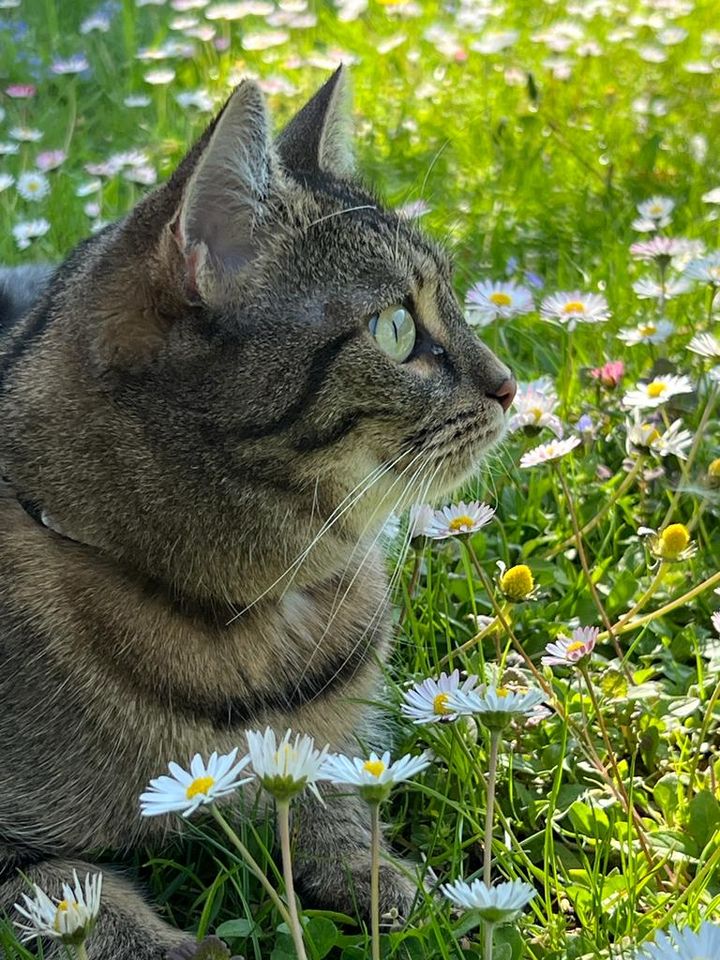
657;523;691;560
708;458;720;488
498;564;535;602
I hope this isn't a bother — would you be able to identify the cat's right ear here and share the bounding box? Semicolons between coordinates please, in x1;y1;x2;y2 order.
170;80;274;302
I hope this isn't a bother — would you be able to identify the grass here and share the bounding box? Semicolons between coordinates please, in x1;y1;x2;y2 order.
1;0;720;957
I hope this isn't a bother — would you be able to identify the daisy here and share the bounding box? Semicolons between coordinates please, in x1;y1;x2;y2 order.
465;280;534;326
623;375;693;410
9;126;43;142
124;94;152;108
0;173;14;192
144;68;176;85
688;332;720;359
401;670;480;724
441;878;535;923
632;216;671;233
14;871;102;946
630;237;688;263
245;728;330;801
425;501;495;539
638;921;720;959
637;196;675;222
140;749;252;818
703;187;720;204
519;436;581;469
712;611;720;635
590;360;624;388
16;171;50;202
51;55;90;75
626;417;692;460
684;252;720;285
639;523;696;563
617;319;675;346
5;84;36;98
408;503;435;539
447;685;545;730
508;378;563;438
323;750;430;803
632;276;691;299
540;291;610;330
497;562;536;602
541;626;598;667
12;218;50;250
0;142;20;155
36;150;67;172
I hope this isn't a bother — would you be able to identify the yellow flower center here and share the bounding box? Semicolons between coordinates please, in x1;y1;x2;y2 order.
499;564;535;601
649;204;663;215
489;291;512;307
496;687;509;697
529;406;544;422
186;775;214;800
562;300;585;313
363;759;386;778
54;900;79;931
643;425;661;444
448;514;474;532
566;641;586;654
647;381;667;398
639;323;656;336
658;523;690;559
708;457;720;478
433;692;452;715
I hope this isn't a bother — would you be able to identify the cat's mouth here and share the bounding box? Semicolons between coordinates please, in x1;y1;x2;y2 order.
397;405;506;496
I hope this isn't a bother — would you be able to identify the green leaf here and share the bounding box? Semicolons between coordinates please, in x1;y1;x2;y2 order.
568;801;611;838
215;919;256;941
305;917;338;959
653;773;681;824
494;925;525;960
686;791;720;852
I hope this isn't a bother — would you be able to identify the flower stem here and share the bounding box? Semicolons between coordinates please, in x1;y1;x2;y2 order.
74;944;89;960
438;614;500;668
370;801;381;960
484;729;501;886
545;456;645;560
210;805;293;928
277;801;308;960
616;562;667;632
554;465;628;673
484;919;494;960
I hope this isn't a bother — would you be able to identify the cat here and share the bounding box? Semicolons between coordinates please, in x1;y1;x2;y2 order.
0;68;515;959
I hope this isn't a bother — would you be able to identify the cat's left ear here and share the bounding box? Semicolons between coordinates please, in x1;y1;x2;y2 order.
277;66;355;179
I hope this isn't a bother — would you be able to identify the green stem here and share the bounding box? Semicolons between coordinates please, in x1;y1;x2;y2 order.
277;801;308;960
370;802;381;960
484;919;494;960
210;806;293;928
438;614;501;668
661;385;718;529
73;944;89;960
617;563;667;632
545;456;645;560
484;729;501;887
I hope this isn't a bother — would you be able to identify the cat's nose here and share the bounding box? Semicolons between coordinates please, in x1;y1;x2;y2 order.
487;377;517;412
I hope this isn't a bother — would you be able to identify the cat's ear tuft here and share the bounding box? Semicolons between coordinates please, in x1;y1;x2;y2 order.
174;80;274;299
277;66;355;179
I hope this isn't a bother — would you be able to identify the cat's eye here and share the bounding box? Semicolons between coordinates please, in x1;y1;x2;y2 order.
368;306;416;363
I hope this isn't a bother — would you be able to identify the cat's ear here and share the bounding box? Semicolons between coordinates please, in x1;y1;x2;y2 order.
172;80;274;299
277;66;355;179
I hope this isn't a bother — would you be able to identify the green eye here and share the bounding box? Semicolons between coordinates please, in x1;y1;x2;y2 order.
368;305;416;363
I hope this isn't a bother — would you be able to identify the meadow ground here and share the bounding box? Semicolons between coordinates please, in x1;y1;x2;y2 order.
1;0;720;958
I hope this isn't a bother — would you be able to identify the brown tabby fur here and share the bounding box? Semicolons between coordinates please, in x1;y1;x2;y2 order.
0;69;513;958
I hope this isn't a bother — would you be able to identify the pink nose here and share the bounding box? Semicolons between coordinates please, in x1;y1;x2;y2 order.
488;377;517;412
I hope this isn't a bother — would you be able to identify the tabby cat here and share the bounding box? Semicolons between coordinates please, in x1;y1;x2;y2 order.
0;69;515;959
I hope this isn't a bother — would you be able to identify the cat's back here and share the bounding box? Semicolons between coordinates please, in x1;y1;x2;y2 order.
0;264;54;332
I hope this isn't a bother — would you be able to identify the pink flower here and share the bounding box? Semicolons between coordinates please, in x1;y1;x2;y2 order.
5;84;36;99
541;627;598;667
35;150;66;172
590;360;624;388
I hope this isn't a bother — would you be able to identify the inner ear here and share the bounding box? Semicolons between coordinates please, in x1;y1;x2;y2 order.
277;65;355;180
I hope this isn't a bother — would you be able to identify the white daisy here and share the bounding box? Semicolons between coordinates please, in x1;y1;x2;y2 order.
425;501;495;539
124;94;152;108
626;417;692;460
508;379;563;438
14;871;102;945
632;276;691;299
688;332;720;359
519;436;581;469
408;503;436;539
703;187;720;205
322;750;431;803
712;611;720;635
9;125;43;142
140;749;252;818
684;252;720;284
617;319;675;346
245;727;330;802
0;142;20;155
541;626;598;667
638;921;720;959
630;237;689;262
632;215;671;233
465;280;534;326
11;218;50;250
16;171;50;202
637;196;675;222
0;172;14;192
144;68;176;85
401;670;480;724
622;375;693;410
447;685;545;730
441;878;535;923
540;291;610;330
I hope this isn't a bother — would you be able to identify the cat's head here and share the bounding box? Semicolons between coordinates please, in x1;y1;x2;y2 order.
1;70;514;600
